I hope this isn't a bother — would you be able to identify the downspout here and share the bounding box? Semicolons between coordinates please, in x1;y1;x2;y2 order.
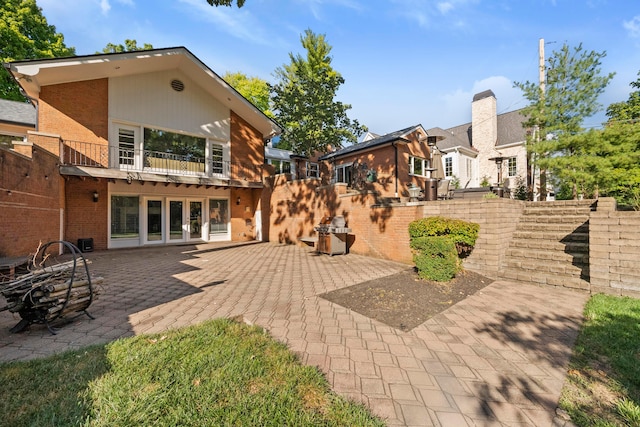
392;141;399;197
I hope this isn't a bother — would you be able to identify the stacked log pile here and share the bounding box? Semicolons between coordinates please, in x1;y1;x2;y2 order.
0;259;102;332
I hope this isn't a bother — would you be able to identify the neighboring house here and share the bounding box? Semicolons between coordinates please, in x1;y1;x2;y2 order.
433;90;529;193
264;144;319;180
3;47;281;252
318;124;437;199
0;98;36;144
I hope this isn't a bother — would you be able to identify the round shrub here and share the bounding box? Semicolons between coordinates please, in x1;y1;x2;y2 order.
408;216;479;248
410;236;460;282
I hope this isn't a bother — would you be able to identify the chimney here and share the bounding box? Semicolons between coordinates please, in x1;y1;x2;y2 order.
471;89;497;152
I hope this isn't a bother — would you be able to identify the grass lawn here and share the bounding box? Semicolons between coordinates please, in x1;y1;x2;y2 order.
559;293;640;426
0;318;384;426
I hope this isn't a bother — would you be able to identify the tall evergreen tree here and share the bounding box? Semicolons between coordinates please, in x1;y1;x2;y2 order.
514;43;615;199
271;29;366;156
0;0;75;101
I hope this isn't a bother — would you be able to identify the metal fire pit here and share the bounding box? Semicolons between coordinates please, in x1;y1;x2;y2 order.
314;216;352;255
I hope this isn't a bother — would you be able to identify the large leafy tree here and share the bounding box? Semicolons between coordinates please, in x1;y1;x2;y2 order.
514;43;615;199
223;72;272;117
0;0;75;101
606;71;640;124
271;29;366;156
101;39;153;54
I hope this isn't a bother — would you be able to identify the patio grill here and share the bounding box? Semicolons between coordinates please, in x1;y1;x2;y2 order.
314;216;352;255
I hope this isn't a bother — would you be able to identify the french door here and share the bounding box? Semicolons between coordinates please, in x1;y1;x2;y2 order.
144;198;204;244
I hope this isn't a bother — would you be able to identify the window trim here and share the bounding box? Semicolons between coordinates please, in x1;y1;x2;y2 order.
408;155;430;177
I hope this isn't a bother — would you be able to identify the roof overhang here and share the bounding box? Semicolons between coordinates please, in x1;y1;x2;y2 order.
5;47;281;139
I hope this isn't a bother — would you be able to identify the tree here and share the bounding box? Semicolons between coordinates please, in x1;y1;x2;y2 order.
101;39;153;54
206;0;245;6
514;43;615;199
223;72;272;117
0;0;75;101
606;71;640;124
271;29;367;156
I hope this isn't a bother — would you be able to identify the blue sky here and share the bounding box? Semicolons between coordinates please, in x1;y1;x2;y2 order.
38;0;640;135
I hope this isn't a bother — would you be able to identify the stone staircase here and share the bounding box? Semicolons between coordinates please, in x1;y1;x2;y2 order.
498;200;597;290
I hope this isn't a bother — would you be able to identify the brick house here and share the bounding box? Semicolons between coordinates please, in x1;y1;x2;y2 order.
318;124;439;199
3;47;281;254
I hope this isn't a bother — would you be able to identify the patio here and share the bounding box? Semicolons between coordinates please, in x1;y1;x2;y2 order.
0;242;588;426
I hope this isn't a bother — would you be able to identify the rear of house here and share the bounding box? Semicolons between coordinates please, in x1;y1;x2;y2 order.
3;47;280;254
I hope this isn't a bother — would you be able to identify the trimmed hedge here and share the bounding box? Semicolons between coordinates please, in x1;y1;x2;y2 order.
408;216;479;247
410;236;460;282
408;216;479;281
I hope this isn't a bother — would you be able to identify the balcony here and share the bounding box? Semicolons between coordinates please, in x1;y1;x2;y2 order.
60;140;263;184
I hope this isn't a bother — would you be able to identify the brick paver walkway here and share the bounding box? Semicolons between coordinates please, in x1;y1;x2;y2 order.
0;242;588;426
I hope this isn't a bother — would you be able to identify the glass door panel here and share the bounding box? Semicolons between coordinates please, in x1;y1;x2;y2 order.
147;200;163;242
189;201;202;240
169;200;184;241
209;199;229;236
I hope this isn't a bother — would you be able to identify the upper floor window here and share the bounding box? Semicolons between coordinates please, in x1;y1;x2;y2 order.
507;157;517;177
409;155;430;177
335;163;352;184
444;157;453;177
306;162;319;178
266;159;291;175
144;128;205;159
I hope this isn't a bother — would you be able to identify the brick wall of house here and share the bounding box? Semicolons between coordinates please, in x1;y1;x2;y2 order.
64;178;108;251
230;111;264;183
230;111;266;240
39;79;109;146
0;146;62;257
590;198;640;297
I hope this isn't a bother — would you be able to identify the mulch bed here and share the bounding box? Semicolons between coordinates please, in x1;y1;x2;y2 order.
320;269;493;332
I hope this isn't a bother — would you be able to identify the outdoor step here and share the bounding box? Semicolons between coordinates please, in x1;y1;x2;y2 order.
505;247;588;263
513;230;589;243
518;214;590;224
502;257;587;273
523;199;597;210
516;222;589;233
511;239;589;252
522;206;593;216
498;267;590;291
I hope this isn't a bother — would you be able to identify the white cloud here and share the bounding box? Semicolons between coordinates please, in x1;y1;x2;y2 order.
100;0;111;15
624;15;640;38
437;2;454;14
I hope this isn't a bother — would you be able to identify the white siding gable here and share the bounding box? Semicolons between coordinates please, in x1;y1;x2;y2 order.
109;69;230;141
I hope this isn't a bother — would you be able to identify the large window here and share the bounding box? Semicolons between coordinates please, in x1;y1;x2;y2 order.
267;159;292;175
111;196;139;239
143;128;205;158
507;157;517;177
335;163;352;184
409;156;429;177
445;157;453;177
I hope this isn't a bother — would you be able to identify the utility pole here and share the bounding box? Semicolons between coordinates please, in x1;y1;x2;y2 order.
538;38;547;201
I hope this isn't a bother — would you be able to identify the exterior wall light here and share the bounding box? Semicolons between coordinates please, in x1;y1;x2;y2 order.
93;191;99;203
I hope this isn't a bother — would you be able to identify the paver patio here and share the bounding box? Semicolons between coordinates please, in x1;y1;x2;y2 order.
0;242;588;426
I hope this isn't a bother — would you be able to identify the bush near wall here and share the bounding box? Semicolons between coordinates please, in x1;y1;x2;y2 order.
408;216;479;257
410;236;460;282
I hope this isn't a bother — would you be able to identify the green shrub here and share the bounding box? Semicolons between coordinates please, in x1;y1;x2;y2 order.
410;236;460;281
408;216;479;248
